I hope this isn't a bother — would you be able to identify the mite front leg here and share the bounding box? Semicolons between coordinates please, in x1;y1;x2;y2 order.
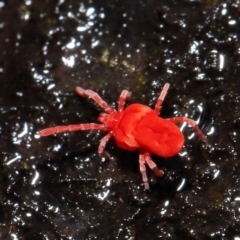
75;87;116;114
118;90;131;112
98;131;113;158
170;116;206;141
39;124;108;137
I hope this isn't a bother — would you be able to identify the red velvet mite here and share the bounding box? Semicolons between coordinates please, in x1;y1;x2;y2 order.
39;83;206;189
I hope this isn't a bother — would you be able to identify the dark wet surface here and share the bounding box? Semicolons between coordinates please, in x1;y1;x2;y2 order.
1;0;240;239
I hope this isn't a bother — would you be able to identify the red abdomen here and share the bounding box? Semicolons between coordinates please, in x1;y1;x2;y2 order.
113;104;184;158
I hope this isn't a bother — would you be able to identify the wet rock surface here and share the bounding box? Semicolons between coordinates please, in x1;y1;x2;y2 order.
0;0;240;239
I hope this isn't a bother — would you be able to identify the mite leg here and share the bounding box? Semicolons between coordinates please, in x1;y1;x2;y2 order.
170;117;206;141
139;153;150;189
118;90;131;112
39;123;108;137
144;152;164;177
75;87;116;114
154;83;170;115
139;152;164;189
98;131;113;158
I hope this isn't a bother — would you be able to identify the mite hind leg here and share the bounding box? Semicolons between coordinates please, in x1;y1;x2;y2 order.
154;83;170;115
170;116;206;141
139;152;164;189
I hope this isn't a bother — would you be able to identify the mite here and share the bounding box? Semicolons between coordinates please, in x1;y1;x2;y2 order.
39;83;206;189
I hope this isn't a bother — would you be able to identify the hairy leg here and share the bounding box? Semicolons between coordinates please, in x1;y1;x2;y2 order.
75;87;116;114
118;90;131;112
144;152;164;177
98;131;113;157
139;153;149;189
39;123;108;137
139;152;164;189
154;83;170;115
170;116;206;141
